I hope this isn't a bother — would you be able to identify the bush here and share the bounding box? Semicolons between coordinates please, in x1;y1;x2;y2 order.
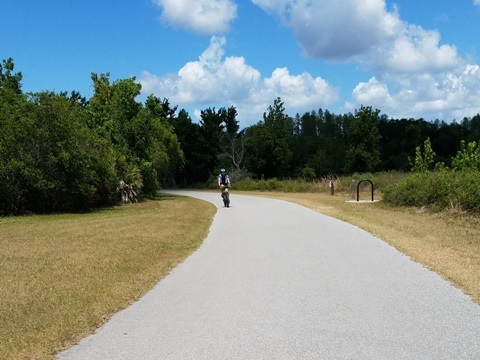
383;170;480;213
234;178;312;192
137;160;158;196
452;140;480;171
0;92;121;214
336;171;409;193
233;171;409;195
301;166;316;181
457;171;480;212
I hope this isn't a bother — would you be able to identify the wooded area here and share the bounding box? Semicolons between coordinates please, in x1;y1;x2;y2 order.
1;58;480;214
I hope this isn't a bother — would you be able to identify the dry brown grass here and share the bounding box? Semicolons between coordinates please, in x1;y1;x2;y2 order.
242;191;480;305
0;194;215;360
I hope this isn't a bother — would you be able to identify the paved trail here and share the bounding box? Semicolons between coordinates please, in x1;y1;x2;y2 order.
57;191;480;360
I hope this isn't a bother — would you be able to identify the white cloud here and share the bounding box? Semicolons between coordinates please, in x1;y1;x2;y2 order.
252;0;480;121
348;65;480;120
148;0;480;122
263;68;338;109
252;0;460;74
139;36;338;126
374;25;460;74
252;0;403;61
249;0;291;15
351;77;395;109
141;36;261;105
153;0;237;34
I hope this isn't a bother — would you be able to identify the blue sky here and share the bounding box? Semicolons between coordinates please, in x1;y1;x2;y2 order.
2;1;480;127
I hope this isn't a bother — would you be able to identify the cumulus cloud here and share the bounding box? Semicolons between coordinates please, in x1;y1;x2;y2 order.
148;0;480;122
351;77;396;109
378;25;461;74
139;36;339;125
348;65;480;120
251;0;480;121
252;0;460;74
263;68;338;108
252;0;403;61
141;37;261;105
153;0;237;34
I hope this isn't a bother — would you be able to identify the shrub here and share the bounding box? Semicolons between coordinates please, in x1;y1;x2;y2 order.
383;170;480;213
233;171;409;195
301;166;316;181
234;178;312;192
338;171;409;193
412;137;436;173
452;140;480;171
457;171;480;212
137;160;158;196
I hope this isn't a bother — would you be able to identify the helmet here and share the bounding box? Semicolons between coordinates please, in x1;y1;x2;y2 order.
220;168;226;173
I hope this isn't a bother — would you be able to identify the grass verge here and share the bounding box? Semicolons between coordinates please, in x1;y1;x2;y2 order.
239;191;480;305
0;194;215;360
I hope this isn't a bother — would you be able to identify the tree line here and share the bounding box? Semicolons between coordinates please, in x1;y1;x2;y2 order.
171;97;480;185
1;58;479;214
0;59;182;214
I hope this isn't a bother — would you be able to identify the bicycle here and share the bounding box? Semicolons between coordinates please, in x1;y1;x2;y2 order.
220;185;230;208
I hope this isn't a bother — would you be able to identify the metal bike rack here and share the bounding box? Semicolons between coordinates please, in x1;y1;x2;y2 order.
356;179;374;202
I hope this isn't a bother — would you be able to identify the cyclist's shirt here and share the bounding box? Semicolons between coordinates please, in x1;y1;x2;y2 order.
218;173;229;186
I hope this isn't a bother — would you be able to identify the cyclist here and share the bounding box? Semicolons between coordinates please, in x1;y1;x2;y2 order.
217;168;231;193
218;168;231;207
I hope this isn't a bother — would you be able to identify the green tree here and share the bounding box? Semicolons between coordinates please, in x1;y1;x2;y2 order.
412;137;436;173
129;96;183;193
263;97;295;139
0;90;118;214
170;109;211;186
170;106;242;186
0;64;28;213
145;96;178;121
0;57;22;93
290;111;321;175
379;118;422;171
218;106;245;173
431;121;467;165
451;140;480;171
199;107;225;176
243;124;292;178
0;59;186;212
315;110;349;175
463;114;480;143
243;98;294;178
87;75;183;194
344;105;381;173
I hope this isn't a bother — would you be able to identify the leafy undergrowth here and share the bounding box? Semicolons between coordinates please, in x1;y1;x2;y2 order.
233;171;409;194
383;170;480;213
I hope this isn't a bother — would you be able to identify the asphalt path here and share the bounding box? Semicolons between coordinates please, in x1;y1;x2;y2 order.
57;190;480;360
